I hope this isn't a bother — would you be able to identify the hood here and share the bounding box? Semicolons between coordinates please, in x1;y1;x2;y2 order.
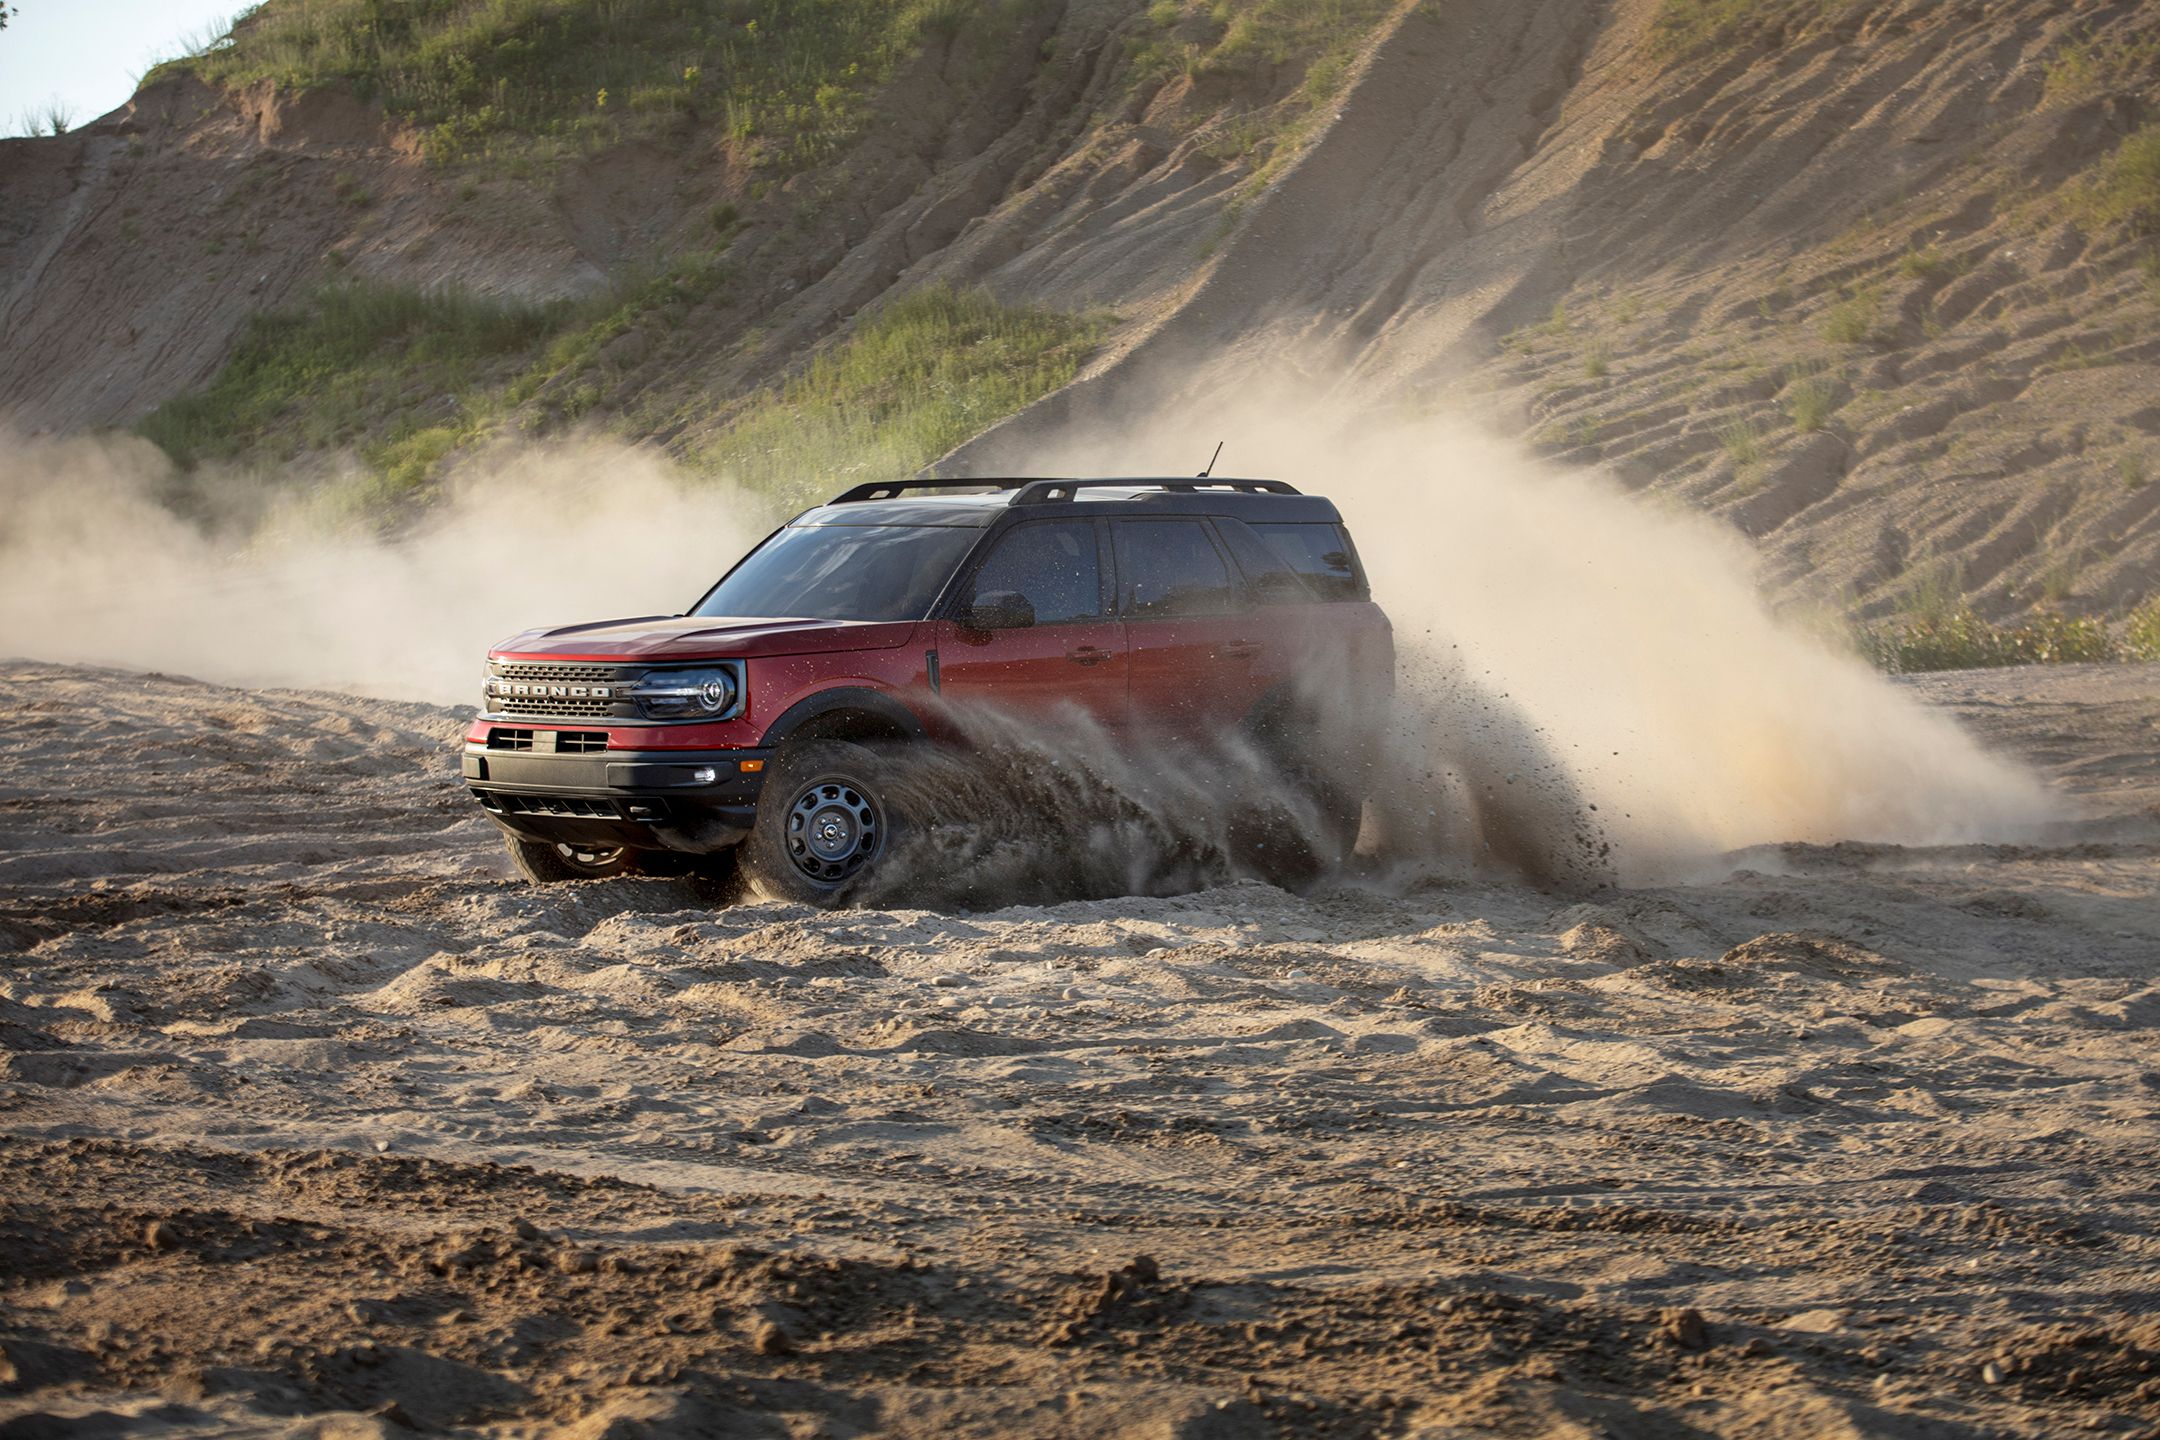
490;615;925;661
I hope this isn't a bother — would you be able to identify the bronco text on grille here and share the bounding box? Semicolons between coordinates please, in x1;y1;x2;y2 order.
485;662;632;719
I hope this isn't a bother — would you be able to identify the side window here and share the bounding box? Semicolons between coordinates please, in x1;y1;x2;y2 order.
1117;520;1237;619
1212;517;1316;606
964;521;1104;624
1254;523;1368;601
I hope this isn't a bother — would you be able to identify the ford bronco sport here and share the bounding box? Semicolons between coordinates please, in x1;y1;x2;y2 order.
462;478;1394;905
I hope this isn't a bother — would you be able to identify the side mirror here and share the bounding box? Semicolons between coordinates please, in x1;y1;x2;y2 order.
967;589;1036;630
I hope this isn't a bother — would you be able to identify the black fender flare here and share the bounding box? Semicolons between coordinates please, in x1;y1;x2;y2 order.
757;686;931;751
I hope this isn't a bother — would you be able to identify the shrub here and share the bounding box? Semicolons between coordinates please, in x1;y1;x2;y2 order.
2075;124;2160;235
1863;607;2121;673
1783;363;1840;432
1822;290;1880;345
1720;417;1764;469
2043;32;2160;109
2125;599;2160;661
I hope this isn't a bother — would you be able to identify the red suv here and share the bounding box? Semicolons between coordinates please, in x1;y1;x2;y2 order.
461;478;1394;905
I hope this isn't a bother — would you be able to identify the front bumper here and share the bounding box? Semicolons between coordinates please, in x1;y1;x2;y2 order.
462;744;772;855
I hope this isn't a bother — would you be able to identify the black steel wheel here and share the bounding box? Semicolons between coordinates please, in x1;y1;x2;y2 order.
740;741;901;907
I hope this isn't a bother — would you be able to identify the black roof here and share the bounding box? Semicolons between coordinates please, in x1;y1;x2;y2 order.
794;477;1343;527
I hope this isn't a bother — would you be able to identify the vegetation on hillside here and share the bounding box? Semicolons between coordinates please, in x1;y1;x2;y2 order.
135;278;1107;518
1125;0;1396;186
1646;0;1862;62
156;0;1029;167
2074;123;2160;236
1859;606;2146;673
137;281;566;484
699;285;1111;507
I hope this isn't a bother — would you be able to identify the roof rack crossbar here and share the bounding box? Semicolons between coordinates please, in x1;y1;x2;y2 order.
827;478;1028;504
1011;478;1301;504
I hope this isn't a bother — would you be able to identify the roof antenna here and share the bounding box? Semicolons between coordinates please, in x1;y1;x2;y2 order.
1197;440;1224;479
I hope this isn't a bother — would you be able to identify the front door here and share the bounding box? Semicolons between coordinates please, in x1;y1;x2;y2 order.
933;518;1127;731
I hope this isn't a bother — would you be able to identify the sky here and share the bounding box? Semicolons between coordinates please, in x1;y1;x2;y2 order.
1;0;244;138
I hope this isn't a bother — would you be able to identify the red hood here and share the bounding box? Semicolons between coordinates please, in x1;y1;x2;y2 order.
491;615;924;661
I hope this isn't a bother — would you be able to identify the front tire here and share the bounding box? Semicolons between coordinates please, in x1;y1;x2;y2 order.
740;741;901;908
503;834;649;884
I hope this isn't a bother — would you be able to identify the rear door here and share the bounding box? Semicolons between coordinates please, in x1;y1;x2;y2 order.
1114;516;1271;740
932;518;1128;730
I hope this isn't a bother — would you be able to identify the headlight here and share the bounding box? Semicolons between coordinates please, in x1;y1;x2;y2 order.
629;665;742;720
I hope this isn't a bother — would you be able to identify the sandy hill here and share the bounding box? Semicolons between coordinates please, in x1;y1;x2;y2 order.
1;0;2156;627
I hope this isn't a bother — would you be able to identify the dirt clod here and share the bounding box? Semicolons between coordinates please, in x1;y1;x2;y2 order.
1660;1307;1709;1350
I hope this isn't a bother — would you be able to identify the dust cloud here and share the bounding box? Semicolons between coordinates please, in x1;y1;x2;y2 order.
0;390;2060;885
967;383;2062;880
0;429;769;707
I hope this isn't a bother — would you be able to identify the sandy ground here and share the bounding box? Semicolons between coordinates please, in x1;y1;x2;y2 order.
2;658;2157;1438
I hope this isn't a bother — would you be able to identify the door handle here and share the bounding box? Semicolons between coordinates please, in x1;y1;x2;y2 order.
1067;645;1111;666
1216;640;1259;660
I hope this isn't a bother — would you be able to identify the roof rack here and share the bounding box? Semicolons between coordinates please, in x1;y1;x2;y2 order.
824;476;1304;506
827;478;1029;504
1011;478;1300;504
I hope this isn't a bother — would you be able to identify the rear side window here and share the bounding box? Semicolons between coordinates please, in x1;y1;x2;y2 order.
1211;517;1318;606
964;521;1104;624
1116;519;1237;619
1254;522;1368;601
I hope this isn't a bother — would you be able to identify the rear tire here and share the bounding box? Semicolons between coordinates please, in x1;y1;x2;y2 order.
503;834;649;883
1239;703;1368;888
740;740;902;908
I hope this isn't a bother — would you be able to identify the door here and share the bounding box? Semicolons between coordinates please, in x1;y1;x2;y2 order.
1114;517;1271;741
933;518;1128;731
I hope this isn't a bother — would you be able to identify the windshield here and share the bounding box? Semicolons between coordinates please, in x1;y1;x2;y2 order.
692;523;980;622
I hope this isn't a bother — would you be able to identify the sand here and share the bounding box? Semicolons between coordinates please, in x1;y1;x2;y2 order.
2;659;2157;1437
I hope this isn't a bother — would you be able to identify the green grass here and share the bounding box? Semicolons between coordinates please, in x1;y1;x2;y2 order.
1897;244;1971;281
1782;362;1840;432
697;284;1111;507
2042;31;2160;109
134;277;1113;516
2071;123;2160;235
1719;417;1764;469
1646;0;1853;63
153;0;1028;168
137;280;567;475
1129;0;1394;86
1125;0;1397;191
1821;288;1883;345
1583;340;1610;380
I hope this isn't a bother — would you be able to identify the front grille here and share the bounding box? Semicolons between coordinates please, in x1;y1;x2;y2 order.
556;731;608;753
488;728;535;752
490;660;634;719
